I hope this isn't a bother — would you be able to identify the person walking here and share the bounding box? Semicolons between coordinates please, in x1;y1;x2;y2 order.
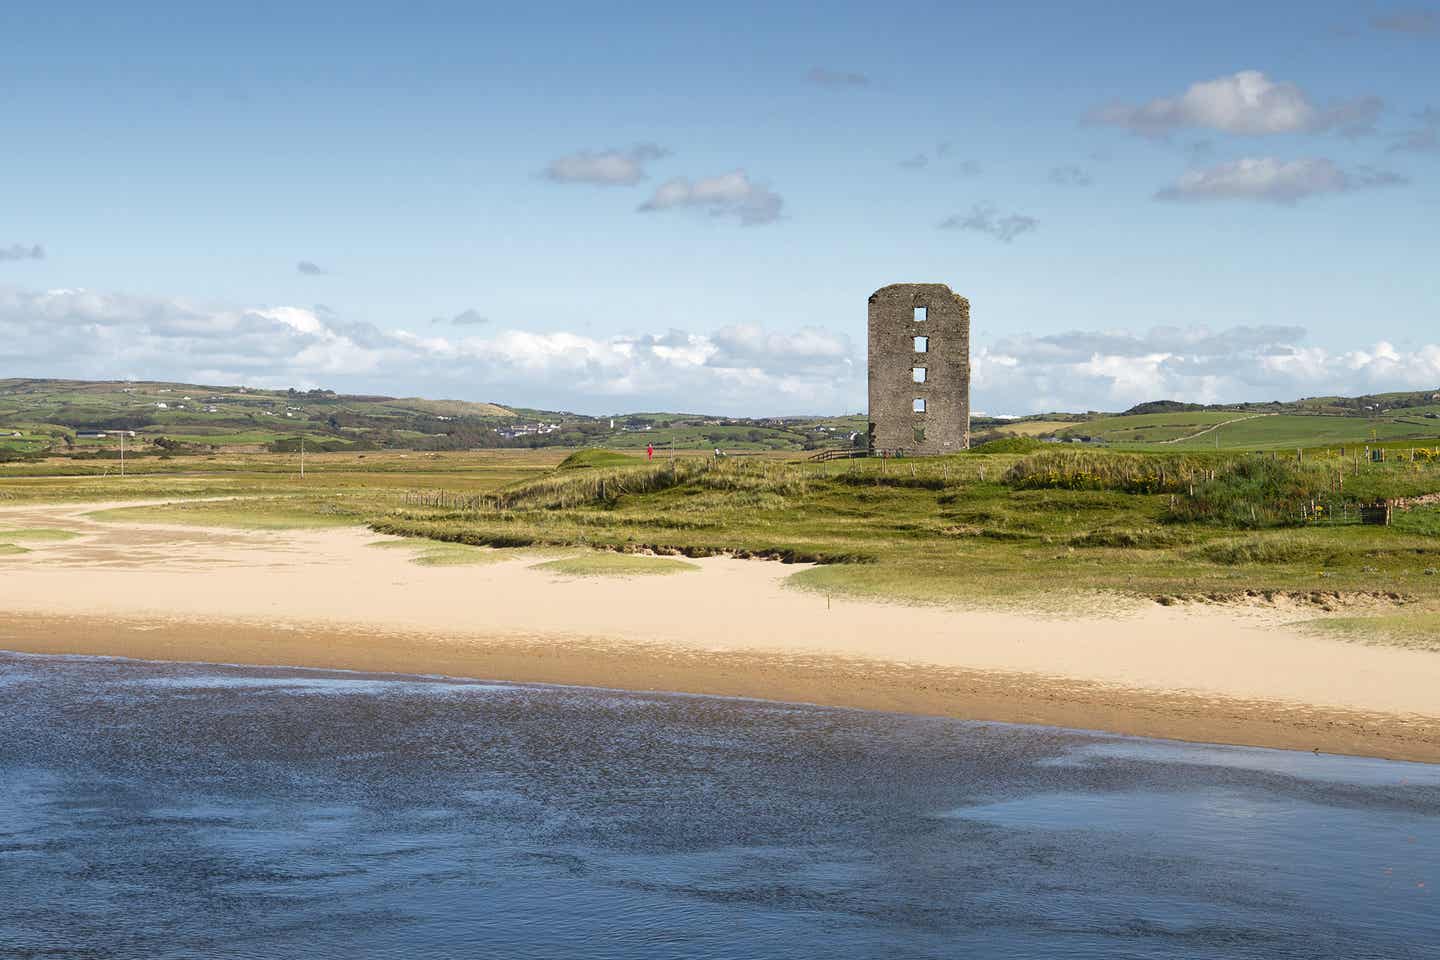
647;442;654;462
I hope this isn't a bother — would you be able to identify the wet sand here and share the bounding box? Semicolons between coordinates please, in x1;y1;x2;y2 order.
2;500;1438;762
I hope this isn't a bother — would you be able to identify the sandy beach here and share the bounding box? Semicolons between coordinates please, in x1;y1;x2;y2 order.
3;500;1438;762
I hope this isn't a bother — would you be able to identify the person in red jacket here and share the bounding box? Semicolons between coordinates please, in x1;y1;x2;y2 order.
646;442;654;462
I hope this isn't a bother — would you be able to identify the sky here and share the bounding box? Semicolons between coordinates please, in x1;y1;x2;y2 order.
1;1;1437;415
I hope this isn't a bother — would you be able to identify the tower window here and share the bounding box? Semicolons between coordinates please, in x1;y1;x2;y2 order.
912;367;927;383
914;336;928;353
914;307;927;322
913;398;926;413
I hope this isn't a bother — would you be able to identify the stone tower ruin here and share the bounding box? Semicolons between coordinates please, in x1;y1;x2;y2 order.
867;283;970;455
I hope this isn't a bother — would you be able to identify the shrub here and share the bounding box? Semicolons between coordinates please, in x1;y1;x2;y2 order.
1069;527;1186;549
557;449;636;470
1172;457;1329;528
1189;534;1321;565
969;436;1044;455
1004;450;1220;494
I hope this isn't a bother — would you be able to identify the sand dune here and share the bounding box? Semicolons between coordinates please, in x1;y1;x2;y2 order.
2;500;1438;762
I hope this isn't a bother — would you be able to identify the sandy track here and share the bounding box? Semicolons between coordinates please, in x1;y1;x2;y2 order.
2;500;1438;761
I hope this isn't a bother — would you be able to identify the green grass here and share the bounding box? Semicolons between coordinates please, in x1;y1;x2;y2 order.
1056;411;1240;443
1304;610;1440;652
0;527;81;541
1173;415;1440;451
530;552;700;577
1048;410;1440;451
5;445;1439;642
86;498;364;530
371;451;1440;611
557;449;639;470
411;543;516;566
367;536;574;566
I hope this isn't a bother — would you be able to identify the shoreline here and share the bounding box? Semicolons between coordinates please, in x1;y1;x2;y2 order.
3;499;1439;764
4;612;1438;763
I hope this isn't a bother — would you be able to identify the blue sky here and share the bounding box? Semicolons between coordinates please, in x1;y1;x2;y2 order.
1;1;1437;414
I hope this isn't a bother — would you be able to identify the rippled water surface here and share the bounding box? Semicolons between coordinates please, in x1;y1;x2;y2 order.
1;651;1436;959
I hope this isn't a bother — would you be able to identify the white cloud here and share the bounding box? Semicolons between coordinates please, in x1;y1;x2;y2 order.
938;205;1039;243
8;285;1437;418
542;143;668;186
0;244;45;262
1155;157;1407;204
638;171;783;225
974;326;1440;414
1090;70;1382;138
0;285;853;415
296;260;327;276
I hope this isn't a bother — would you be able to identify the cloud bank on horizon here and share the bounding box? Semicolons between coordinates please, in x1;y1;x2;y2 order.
4;286;1436;416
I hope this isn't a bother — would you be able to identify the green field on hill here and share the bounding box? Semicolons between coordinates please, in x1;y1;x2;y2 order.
1057;412;1440;450
6;377;1440;459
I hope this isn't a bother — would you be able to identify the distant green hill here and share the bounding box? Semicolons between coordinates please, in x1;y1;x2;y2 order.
3;377;1438;460
0;378;866;459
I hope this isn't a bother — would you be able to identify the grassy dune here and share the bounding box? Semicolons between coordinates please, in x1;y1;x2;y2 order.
86;499;364;530
5;446;1439;644
0;528;81;541
531;554;700;577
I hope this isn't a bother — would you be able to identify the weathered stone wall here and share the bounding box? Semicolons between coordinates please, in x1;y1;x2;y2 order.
867;283;970;455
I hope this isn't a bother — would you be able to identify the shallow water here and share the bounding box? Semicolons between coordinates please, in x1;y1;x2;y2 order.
1;652;1436;959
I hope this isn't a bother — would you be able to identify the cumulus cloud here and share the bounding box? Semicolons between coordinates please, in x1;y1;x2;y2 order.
973;325;1440;414
1371;9;1439;33
1089;70;1382;138
1048;165;1093;187
938;205;1039;243
296;261;327;276
0;244;45;262
8;284;1438;418
1390;106;1440;153
541;143;668;186
0;285;854;415
1155;157;1408;204
807;67;870;87
638;171;783;225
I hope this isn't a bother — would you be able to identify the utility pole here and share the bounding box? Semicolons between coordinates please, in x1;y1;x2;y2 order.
119;431;125;477
300;434;305;479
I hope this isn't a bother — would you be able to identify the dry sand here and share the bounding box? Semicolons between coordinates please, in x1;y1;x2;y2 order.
2;500;1438;762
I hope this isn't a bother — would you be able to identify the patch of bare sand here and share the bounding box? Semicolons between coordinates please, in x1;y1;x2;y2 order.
2;500;1438;762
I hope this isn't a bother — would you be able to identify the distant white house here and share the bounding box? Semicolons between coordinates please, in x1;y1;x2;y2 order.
154;402;168;409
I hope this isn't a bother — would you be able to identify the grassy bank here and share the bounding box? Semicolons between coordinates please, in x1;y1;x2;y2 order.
8;447;1440;641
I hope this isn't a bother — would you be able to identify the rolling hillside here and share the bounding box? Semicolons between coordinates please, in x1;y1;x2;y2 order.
3;377;1439;460
0;379;865;458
